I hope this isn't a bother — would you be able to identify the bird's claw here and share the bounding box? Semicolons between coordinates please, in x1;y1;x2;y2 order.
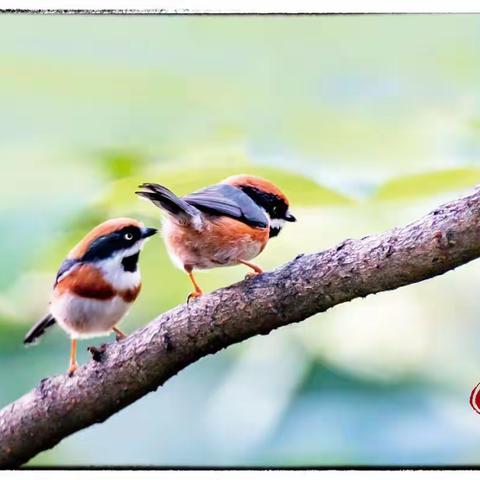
187;291;202;303
67;363;78;377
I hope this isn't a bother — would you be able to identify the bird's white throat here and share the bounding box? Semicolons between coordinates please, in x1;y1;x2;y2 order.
98;244;142;290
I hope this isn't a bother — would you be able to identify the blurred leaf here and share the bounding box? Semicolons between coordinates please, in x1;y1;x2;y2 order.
374;167;480;201
96;149;147;180
469;118;480;131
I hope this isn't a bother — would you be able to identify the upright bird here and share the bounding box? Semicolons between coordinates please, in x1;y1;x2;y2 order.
136;174;296;300
24;218;157;375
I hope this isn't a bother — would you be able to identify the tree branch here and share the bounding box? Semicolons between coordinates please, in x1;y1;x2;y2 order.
2;187;480;467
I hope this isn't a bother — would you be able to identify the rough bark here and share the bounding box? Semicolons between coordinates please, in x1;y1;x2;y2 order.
2;187;480;467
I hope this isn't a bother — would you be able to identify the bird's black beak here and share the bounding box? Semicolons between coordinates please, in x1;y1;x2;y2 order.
141;226;158;238
285;212;296;222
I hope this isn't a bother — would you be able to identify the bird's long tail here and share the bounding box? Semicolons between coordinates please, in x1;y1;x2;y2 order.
24;313;56;345
136;183;199;221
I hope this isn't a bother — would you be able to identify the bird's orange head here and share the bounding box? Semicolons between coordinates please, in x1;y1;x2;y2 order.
222;175;296;237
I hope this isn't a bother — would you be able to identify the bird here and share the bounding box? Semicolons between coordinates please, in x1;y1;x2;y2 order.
24;218;157;376
136;174;296;300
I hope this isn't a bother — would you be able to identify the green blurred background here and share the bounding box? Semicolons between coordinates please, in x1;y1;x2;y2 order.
1;14;480;466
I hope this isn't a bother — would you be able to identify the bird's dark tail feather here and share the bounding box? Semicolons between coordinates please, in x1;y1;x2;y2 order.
136;183;199;219
24;313;56;345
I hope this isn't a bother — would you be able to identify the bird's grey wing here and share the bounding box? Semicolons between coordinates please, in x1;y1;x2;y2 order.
183;184;269;228
54;258;79;287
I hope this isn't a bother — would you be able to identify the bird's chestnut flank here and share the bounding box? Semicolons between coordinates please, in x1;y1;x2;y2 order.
136;174;296;301
24;218;157;376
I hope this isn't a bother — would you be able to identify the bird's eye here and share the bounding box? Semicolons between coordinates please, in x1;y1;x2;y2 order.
124;233;133;241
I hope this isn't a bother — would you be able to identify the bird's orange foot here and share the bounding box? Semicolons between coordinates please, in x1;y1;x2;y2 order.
186;270;203;303
68;339;78;377
239;260;264;279
68;362;78;377
187;290;203;303
112;326;127;342
244;271;262;280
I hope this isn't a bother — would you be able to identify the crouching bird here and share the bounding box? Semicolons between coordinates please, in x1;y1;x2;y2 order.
136;174;296;301
24;218;157;376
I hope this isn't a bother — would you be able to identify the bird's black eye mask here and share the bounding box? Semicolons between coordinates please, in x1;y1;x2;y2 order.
81;226;142;262
238;186;290;220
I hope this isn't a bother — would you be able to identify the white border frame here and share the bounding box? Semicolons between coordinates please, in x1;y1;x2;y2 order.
0;0;480;13
3;470;480;479
0;3;478;476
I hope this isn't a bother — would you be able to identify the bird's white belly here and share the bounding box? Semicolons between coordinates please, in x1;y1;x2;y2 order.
51;293;130;339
